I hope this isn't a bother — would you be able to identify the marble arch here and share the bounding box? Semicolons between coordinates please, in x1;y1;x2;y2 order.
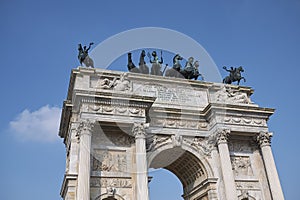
59;67;285;200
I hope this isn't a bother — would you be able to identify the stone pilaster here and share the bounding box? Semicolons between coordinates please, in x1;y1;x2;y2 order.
132;123;149;200
257;132;285;200
68;123;80;175
77;120;95;200
215;128;238;200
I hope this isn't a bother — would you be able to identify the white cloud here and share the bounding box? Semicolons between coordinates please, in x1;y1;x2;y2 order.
9;105;62;142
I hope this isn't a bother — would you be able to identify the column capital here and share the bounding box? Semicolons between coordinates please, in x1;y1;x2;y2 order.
132;123;148;139
78;119;95;136
215;128;230;145
257;131;272;147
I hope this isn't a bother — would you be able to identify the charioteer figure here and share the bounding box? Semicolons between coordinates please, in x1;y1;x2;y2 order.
149;50;164;76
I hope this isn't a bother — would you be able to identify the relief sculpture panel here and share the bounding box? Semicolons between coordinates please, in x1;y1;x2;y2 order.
92;150;127;172
231;156;253;177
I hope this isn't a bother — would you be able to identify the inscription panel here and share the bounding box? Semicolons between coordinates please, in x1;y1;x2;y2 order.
133;82;208;108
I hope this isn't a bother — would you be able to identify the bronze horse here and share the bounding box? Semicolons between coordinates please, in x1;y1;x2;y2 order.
138;50;149;74
165;54;184;78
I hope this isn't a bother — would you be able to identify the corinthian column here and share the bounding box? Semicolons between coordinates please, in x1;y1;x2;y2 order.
77;120;95;200
257;132;285;200
132;123;149;200
216;129;238;200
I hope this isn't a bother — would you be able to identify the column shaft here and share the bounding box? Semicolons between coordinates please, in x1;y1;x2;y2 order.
258;132;284;200
77;132;91;200
216;129;238;200
77;120;94;200
132;123;149;200
218;143;238;200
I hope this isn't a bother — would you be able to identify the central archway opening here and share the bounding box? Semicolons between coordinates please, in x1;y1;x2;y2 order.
148;147;209;200
149;168;184;200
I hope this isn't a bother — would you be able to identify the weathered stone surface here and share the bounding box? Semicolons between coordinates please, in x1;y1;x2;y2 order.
59;67;284;200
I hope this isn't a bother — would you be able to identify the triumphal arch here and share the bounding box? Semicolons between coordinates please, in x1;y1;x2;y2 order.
59;67;284;200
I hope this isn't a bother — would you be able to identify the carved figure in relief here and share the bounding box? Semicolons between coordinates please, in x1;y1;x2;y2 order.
113;73;132;91
93;151;127;172
147;135;170;151
231;156;253;176
107;187;116;197
97;77;116;89
171;134;183;147
213;86;250;104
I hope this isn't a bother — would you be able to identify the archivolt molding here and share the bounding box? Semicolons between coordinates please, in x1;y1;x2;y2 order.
147;134;214;178
95;193;125;200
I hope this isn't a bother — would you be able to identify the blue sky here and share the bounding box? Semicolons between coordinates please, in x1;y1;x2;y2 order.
0;0;299;199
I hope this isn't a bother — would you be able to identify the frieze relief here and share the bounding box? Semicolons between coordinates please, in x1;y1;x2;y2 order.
90;177;132;188
92;150;127;172
223;116;266;127
109;134;135;147
228;140;257;153
150;118;208;130
80;103;145;117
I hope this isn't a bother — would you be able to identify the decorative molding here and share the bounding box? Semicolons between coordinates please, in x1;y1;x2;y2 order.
150;118;208;130
90;177;132;188
223;116;267;127
235;180;260;191
81;103;145;117
257;132;272;147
